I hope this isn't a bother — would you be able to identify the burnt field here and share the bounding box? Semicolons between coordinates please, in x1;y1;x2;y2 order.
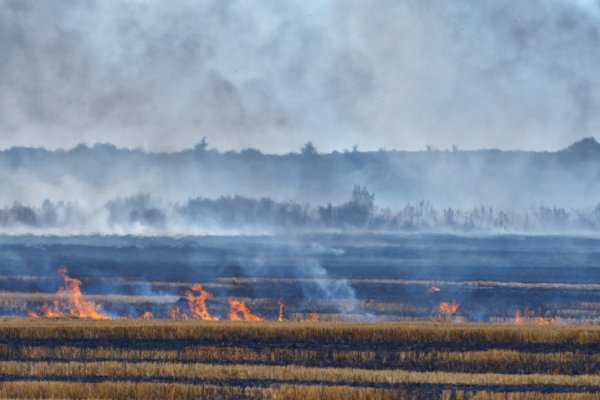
0;234;599;322
1;234;600;398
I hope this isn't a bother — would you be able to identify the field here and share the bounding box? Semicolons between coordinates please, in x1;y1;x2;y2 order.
0;319;600;399
1;234;600;398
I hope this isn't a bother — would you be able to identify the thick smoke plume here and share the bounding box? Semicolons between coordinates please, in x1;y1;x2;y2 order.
1;1;600;152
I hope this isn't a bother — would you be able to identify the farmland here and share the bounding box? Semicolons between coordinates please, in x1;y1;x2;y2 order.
1;319;600;399
1;234;600;398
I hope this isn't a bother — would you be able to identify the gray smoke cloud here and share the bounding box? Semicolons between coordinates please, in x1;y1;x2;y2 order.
0;0;599;153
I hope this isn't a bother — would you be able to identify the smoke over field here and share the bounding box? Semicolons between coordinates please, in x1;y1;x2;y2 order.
1;233;600;398
0;234;599;325
1;138;600;235
2;0;600;397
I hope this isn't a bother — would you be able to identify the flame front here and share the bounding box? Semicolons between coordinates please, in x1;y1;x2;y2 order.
229;299;263;321
514;308;560;326
167;305;180;319
306;312;320;322
184;283;220;321
23;269;568;324
439;300;460;319
31;267;112;320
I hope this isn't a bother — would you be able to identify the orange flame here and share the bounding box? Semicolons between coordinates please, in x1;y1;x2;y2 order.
167;305;179;319
184;283;219;321
514;308;560;326
306;312;320;322
33;267;112;320
228;299;263;321
167;305;189;320
439;300;460;320
141;311;153;320
277;299;285;322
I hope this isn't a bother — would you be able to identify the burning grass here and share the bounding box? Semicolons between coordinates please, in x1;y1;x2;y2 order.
4;267;600;398
228;299;263;321
6;268;600;324
28;267;112;320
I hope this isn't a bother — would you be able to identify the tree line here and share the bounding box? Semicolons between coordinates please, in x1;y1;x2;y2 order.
1;187;600;233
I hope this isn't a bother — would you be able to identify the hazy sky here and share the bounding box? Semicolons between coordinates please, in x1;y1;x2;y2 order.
1;0;599;153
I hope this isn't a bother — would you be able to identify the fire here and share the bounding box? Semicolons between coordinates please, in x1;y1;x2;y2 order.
141;311;153;320
31;267;112;320
427;286;441;293
439;300;460;320
536;316;561;326
514;308;560;326
514;308;534;324
306;312;320;322
167;305;188;320
184;283;219;321
277;299;285;322
228;299;263;321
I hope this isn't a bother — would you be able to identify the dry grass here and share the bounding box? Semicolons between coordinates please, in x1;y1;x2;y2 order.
1;381;599;400
217;276;600;291
2;344;600;375
0;291;179;304
1;318;599;345
0;319;598;398
3;360;600;387
0;381;467;400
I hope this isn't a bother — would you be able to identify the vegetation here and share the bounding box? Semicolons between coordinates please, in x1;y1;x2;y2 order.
0;319;599;398
5;190;600;232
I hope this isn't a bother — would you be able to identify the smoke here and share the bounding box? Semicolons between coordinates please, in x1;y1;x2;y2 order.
229;238;362;315
297;259;359;314
1;0;599;153
3;191;600;236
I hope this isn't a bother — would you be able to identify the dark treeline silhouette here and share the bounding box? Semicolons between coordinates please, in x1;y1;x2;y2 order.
2;188;600;234
2;137;600;212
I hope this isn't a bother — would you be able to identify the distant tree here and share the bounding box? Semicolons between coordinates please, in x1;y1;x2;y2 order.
336;185;375;227
240;148;263;157
10;203;38;226
350;185;375;211
318;203;335;227
594;203;600;221
301;142;317;156
41;199;57;226
194;137;208;152
105;194;165;228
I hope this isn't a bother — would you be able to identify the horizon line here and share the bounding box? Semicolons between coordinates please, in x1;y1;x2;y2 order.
0;137;597;156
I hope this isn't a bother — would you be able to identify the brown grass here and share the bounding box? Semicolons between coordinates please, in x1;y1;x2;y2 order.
217;276;600;291
2;344;599;375
1;318;599;345
0;319;598;399
2;360;600;387
1;381;600;400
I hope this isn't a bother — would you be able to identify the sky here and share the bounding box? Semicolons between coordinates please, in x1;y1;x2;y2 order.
1;0;599;153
